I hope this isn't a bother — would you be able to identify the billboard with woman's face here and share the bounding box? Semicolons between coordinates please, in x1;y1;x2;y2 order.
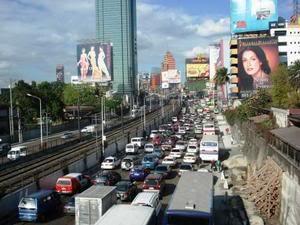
238;37;279;97
231;0;278;34
77;42;113;83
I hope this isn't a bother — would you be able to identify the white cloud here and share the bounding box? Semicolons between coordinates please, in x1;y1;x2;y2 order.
188;18;230;37
184;46;210;58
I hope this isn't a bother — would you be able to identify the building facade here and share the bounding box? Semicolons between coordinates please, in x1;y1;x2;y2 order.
161;51;176;72
270;24;300;66
56;64;64;83
95;0;137;96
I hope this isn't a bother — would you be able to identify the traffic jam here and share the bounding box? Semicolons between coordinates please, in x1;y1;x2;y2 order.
16;97;221;225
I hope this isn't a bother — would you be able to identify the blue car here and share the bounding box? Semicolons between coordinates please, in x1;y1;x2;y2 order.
153;148;164;159
142;154;159;170
129;165;150;182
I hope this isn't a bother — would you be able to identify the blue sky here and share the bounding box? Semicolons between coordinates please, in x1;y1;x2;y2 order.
0;0;293;87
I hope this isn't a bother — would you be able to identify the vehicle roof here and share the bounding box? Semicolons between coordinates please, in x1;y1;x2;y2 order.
76;185;116;198
105;156;116;159
123;155;137;159
201;135;218;142
131;137;143;139
167;171;213;214
95;205;154;225
131;192;158;205
63;173;82;178
11;146;27;150
145;173;162;179
26;189;54;198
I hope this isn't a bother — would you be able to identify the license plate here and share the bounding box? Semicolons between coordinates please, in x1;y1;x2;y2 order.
149;187;154;190
134;173;139;176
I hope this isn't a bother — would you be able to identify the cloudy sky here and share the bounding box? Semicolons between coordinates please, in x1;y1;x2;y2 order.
0;0;293;87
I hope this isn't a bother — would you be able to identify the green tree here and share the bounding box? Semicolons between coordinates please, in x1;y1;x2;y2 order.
63;84;98;106
271;65;291;109
214;67;229;101
288;60;300;90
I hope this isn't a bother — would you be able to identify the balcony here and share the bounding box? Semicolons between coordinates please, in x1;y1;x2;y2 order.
230;38;238;46
230;49;238;56
230;67;238;74
230;86;239;93
230;58;238;65
230;76;239;84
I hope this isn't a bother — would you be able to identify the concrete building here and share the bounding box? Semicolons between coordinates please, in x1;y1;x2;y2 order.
270;23;300;66
95;0;137;96
161;51;176;72
229;38;239;98
56;64;64;83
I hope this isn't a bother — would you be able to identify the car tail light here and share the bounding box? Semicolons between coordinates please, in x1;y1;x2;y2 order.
157;185;161;189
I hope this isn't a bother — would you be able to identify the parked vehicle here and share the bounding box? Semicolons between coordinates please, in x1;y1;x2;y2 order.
101;156;121;169
142;154;159;170
169;148;183;159
131;137;145;148
125;143;139;154
163;172;214;225
144;143;154;153
129;166;151;182
75;186;117;225
18;190;63;222
131;192;162;216
116;180;138;201
95;205;156;225
7;145;27;160
142;174;165;198
154;164;171;179
60;132;74;139
178;163;194;176
55;173;91;194
92;171;121;186
121;155;140;170
161;156;178;167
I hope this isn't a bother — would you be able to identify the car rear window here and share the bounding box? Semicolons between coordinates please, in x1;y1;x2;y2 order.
145;179;158;186
19;197;36;209
57;179;71;185
104;158;113;163
180;165;193;170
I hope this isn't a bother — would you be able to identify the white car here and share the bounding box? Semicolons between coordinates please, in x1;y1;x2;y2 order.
178;163;194;176
172;117;178;122
144;143;154;153
131;137;145;148
178;127;186;134
183;152;198;164
101;156;121;170
169;148;183;159
188;139;198;146
125;143;139;154
161;156;178;167
187;144;198;153
175;141;187;151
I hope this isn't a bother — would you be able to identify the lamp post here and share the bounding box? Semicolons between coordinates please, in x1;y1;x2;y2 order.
27;93;43;148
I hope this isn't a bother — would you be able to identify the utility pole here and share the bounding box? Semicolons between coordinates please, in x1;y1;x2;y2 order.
17;106;23;143
101;96;105;161
77;96;81;141
95;113;99;160
45;112;49;144
143;97;146;130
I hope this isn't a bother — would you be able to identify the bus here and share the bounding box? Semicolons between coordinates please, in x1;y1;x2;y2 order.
163;171;214;225
199;134;219;161
95;204;156;225
203;122;215;135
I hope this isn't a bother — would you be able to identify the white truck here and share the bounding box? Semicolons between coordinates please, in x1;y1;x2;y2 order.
75;185;117;225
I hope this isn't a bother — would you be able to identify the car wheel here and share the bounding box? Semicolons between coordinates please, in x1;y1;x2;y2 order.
125;161;132;169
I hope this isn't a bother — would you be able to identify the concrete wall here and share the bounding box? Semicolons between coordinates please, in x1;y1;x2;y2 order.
271;107;289;128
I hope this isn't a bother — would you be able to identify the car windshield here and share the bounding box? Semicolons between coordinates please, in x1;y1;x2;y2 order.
144;156;153;162
116;183;129;191
145;179;158;186
104;158;113;163
132;168;142;173
201;142;217;147
156;166;167;172
145;145;153;148
189;146;197;149
180;165;192;170
172;149;180;153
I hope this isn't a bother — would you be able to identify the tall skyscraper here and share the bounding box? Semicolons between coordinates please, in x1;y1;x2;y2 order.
56;64;64;83
161;51;176;72
95;0;137;96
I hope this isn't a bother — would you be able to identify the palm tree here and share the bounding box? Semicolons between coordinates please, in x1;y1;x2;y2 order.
288;60;300;90
214;67;230;104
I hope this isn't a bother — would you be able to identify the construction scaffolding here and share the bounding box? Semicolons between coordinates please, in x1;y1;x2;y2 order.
245;157;282;219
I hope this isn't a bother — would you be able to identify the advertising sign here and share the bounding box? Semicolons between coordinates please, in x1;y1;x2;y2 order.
186;57;209;78
162;82;169;89
238;37;279;95
161;69;181;84
77;42;113;82
230;0;278;34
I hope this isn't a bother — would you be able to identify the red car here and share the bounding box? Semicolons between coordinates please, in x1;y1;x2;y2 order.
55;173;91;194
142;174;165;198
152;134;163;146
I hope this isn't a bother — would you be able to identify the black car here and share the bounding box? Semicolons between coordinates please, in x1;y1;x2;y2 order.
154;164;171;178
93;171;121;186
0;143;11;154
116;180;138;201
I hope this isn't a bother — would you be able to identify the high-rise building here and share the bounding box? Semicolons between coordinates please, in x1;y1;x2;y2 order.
161;51;176;72
56;64;64;83
95;0;137;96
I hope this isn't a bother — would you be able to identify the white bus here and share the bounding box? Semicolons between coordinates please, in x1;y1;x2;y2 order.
199;134;219;161
95;204;156;225
163;171;214;225
203;123;215;135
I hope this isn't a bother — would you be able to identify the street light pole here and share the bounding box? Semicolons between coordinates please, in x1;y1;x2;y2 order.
101;96;105;161
27;93;43;148
9;80;14;141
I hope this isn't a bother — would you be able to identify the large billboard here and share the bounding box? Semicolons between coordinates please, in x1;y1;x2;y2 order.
77;43;113;82
238;37;279;96
161;69;181;84
231;0;278;34
186;57;209;78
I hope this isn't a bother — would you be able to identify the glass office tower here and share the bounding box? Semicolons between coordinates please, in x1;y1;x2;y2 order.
95;0;137;95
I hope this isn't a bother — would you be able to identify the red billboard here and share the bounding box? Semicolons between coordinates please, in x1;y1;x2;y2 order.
238;37;279;95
